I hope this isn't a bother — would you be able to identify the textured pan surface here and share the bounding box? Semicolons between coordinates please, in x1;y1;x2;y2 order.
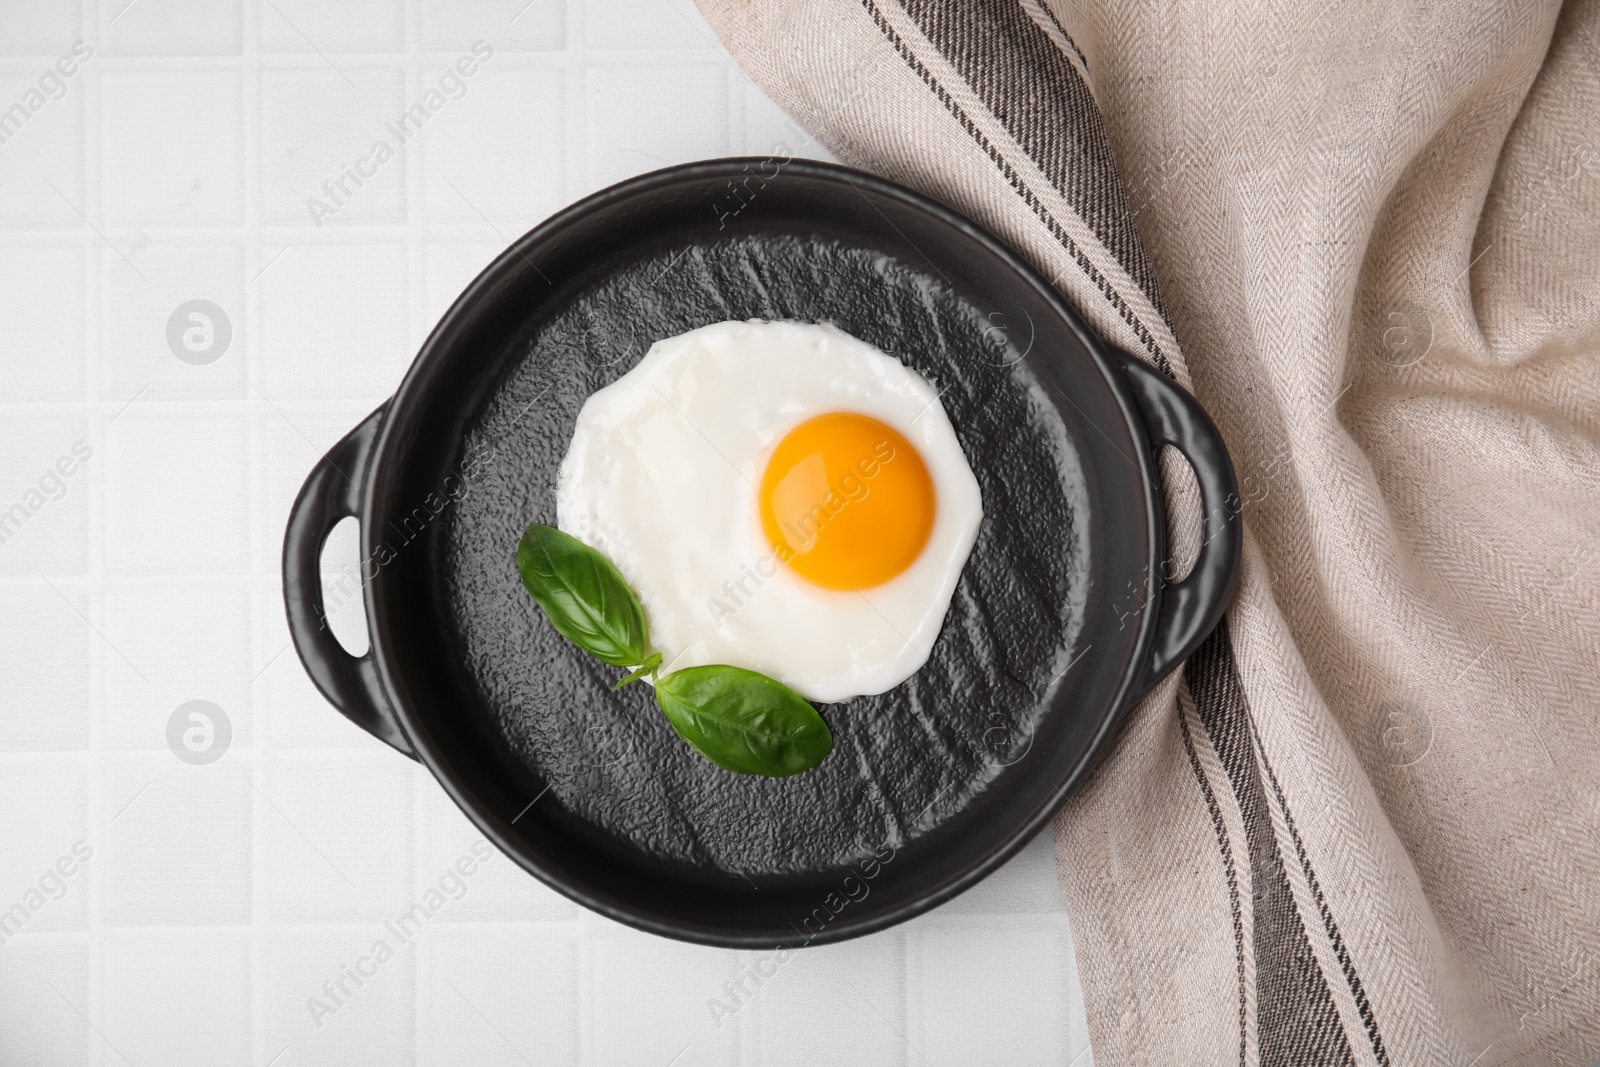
444;233;1090;875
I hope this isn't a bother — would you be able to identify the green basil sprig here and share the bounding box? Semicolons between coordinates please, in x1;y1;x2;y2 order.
515;523;833;777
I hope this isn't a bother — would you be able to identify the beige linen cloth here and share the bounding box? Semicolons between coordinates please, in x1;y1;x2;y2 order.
695;0;1600;1063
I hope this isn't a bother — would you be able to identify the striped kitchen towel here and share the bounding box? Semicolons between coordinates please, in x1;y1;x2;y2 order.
695;0;1600;1063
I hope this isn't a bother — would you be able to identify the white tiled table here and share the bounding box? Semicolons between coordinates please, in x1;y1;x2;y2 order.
0;1;1095;1063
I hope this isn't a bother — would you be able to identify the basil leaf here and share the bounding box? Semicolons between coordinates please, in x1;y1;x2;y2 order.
654;666;833;777
516;523;650;667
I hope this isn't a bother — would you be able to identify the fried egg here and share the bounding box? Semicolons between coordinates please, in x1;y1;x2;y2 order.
555;320;983;702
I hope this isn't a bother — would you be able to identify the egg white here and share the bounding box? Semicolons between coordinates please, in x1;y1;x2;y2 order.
555;320;983;703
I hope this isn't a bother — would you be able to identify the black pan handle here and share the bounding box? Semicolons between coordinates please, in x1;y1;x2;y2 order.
1115;352;1243;690
281;404;416;759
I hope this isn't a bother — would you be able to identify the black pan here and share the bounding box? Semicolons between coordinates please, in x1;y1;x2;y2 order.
282;159;1240;948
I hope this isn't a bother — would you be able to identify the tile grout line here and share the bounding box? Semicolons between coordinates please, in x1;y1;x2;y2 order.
413;766;430;1066
905;927;920;1067
244;1;270;1063
84;0;107;1060
0;48;739;68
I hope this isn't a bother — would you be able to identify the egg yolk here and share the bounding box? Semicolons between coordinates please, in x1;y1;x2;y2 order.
758;412;936;590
